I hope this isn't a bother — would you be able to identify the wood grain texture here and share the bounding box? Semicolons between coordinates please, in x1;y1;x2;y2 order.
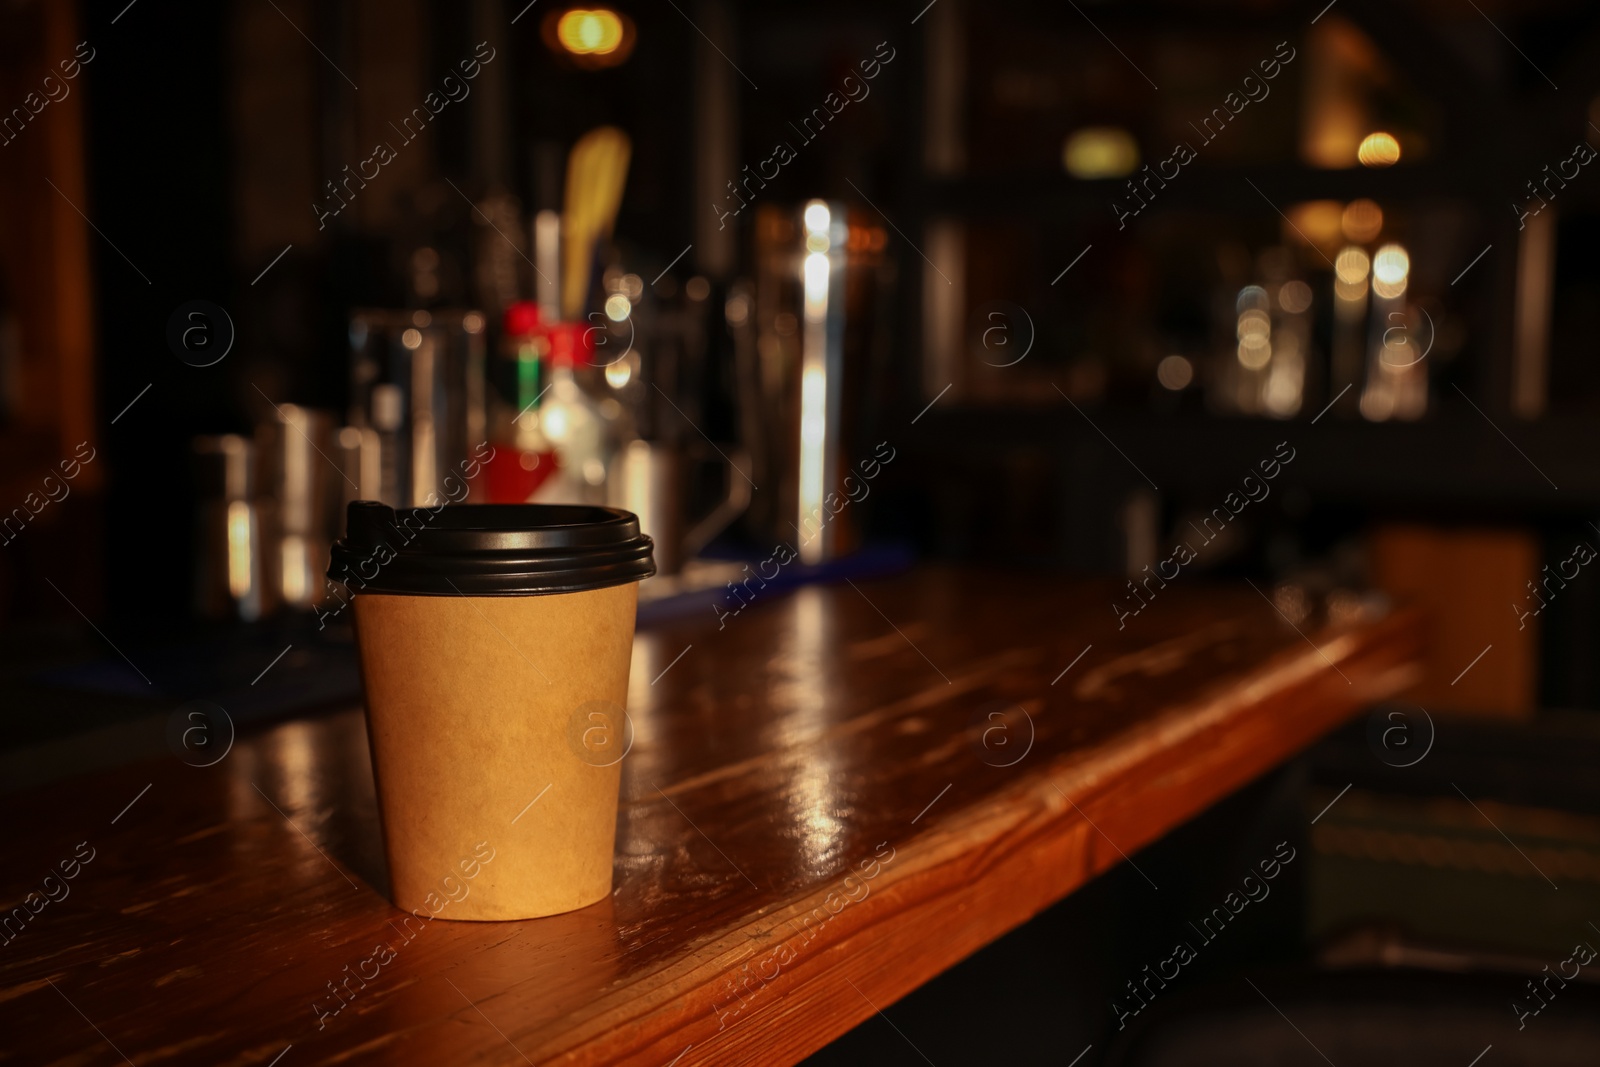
0;568;1423;1066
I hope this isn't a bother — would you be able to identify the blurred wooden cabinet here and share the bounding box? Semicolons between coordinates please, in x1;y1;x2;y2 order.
1369;523;1538;719
0;0;100;619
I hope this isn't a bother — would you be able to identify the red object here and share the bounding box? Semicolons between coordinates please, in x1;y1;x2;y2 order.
546;321;596;367
482;444;560;502
504;300;542;338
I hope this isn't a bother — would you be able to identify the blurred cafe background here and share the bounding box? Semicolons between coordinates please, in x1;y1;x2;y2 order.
6;0;1600;1060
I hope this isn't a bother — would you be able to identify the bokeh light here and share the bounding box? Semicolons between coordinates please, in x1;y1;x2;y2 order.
1279;280;1313;314
1156;354;1193;390
1357;132;1401;167
1062;127;1140;179
1373;243;1410;298
1342;199;1384;242
557;9;625;55
1335;246;1371;286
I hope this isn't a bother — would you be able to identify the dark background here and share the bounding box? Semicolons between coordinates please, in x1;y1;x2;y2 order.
22;0;1600;622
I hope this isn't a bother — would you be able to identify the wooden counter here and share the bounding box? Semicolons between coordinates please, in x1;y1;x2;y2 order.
0;568;1422;1065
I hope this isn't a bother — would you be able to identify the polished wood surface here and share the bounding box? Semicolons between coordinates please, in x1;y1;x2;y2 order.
0;568;1422;1065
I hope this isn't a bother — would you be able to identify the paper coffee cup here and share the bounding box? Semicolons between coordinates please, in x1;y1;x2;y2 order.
330;501;654;920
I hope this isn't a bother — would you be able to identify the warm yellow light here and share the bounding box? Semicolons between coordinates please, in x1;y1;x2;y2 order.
797;214;834;565
1372;244;1408;284
803;201;831;234
1237;309;1272;341
226;500;253;600
800;366;826;449
1334;246;1371;286
1263;334;1304;417
1285;201;1344;248
605;354;633;389
1237;308;1272;371
1357;132;1401;167
803;251;830;316
1342;198;1383;242
281;534;307;604
1238;341;1272;371
1279;280;1313;314
1359;391;1390;421
1062;127;1140;179
797;363;827;562
604;293;631;321
1156;355;1192;390
1372;242;1409;298
543;404;570;443
557;9;624;55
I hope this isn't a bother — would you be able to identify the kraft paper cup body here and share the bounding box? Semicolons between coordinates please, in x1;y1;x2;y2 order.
331;501;654;922
354;583;637;920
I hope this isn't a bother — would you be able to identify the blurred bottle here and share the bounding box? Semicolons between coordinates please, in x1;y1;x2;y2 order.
538;321;614;504
483;300;560;502
255;403;338;612
347;308;488;505
193;435;263;621
370;383;404;504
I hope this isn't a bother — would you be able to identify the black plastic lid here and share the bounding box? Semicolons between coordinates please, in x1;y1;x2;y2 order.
328;501;655;596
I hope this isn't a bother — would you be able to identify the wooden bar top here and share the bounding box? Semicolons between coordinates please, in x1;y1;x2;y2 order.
0;567;1422;1066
